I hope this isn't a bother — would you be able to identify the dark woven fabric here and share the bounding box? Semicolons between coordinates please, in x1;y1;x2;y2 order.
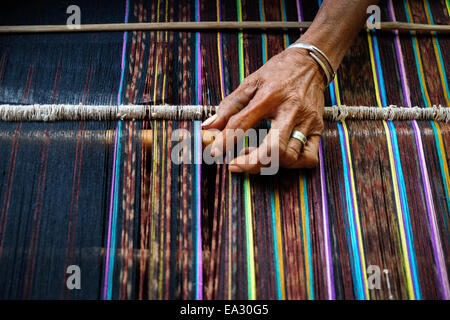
0;0;449;299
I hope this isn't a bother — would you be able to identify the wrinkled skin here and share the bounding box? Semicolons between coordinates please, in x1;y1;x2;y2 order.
203;47;326;173
202;0;379;174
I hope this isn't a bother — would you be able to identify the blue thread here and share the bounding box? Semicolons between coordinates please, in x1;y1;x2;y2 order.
424;0;450;99
107;120;122;299
337;123;365;300
303;175;314;299
117;0;129;106
281;0;290;46
387;121;422;299
270;191;282;299
370;19;421;298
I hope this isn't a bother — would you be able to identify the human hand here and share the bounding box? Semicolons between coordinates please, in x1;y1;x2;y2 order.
202;46;326;174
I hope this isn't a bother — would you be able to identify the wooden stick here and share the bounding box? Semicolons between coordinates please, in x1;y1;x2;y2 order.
0;21;449;34
0;128;214;149
142;129;215;149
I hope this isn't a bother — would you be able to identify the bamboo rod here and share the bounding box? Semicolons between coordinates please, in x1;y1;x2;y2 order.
0;21;449;34
0;128;214;148
141;129;216;148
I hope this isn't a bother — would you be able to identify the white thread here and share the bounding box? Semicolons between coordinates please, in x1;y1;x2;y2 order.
0;104;449;122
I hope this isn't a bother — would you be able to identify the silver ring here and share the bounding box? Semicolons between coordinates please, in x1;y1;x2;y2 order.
291;130;307;145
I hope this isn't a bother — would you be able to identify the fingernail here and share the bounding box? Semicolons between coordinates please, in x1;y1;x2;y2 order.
201;114;218;127
229;165;244;173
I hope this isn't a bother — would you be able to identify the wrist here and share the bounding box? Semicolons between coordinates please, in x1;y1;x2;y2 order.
296;0;378;71
296;34;342;73
284;47;327;92
286;42;335;88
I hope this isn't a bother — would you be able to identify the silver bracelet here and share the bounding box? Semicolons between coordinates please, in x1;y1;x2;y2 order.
287;42;336;87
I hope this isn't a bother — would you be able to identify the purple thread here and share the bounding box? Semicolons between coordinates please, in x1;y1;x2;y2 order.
372;8;419;295
195;0;203;300
413;123;449;298
388;0;449;298
319;141;335;299
296;0;304;24
196;122;203;300
300;0;335;299
386;0;419;297
371;24;416;297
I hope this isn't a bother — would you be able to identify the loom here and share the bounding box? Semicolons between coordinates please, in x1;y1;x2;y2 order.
0;0;449;300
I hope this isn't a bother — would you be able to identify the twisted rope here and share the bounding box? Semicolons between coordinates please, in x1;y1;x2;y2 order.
0;104;449;122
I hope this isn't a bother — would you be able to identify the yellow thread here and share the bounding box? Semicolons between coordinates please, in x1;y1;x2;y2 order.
261;0;268;63
158;120;166;299
333;74;341;106
161;0;169;104
405;1;432;107
333;73;369;299
366;31;383;108
280;0;288;49
367;28;415;299
342;121;370;299
149;120;158;299
384;121;415;298
423;0;450;106
434;122;450;211
151;0;161;298
299;178;311;299
217;0;225;100
422;3;450;285
153;0;161;104
237;0;256;300
245;173;256;299
274;187;286;299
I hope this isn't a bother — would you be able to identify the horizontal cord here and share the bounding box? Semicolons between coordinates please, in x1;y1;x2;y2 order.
0;21;449;34
0;104;449;122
